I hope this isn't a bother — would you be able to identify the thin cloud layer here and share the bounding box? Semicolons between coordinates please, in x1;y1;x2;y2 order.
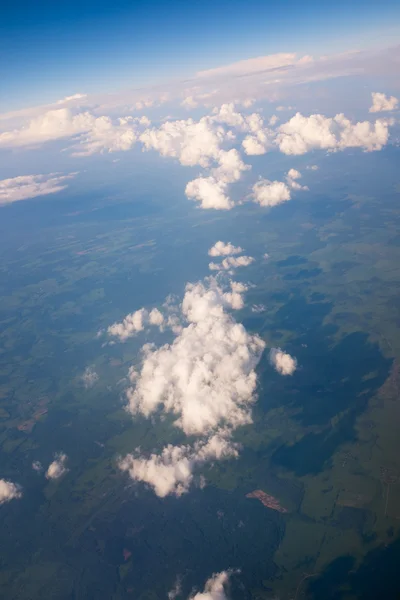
0;479;22;505
0;173;76;206
269;348;297;375
82;366;99;389
46;453;69;480
369;92;398;113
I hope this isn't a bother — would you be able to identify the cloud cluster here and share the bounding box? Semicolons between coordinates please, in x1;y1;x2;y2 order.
118;276;265;496
46;453;69;480
276;112;391;155
0;173;76;206
369;92;398;113
269;348;297;375
107;308;164;341
0;479;22;505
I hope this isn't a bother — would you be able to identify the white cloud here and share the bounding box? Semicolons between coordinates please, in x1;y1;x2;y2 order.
185;177;233;211
196;52;302;79
46;453;69;480
119;276;265;497
56;93;87;104
269;348;297;375
369;92;398;113
276;112;392;155
208;241;243;257
119;434;238;498
189;571;232;600
286;168;308;191
32;461;43;472
252;179;291;207
82;366;99;389
0;108;147;154
168;577;183;600
306;164;319;170
0;479;22;505
209;256;254;271
269;115;279;126
0;173;76;206
107;307;164;342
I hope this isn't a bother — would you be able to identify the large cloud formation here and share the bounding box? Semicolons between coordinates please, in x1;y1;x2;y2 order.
117;275;265;497
0;479;22;505
0;173;76;206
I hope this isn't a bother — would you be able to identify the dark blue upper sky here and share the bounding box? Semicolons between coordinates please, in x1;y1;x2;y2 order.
1;0;400;110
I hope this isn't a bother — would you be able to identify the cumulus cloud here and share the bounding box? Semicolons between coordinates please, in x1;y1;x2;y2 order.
251;179;291;207
0;108;147;154
369;92;398;113
0;173;76;206
81;366;99;389
209;256;254;271
0;479;22;505
208;241;243;257
108;308;164;342
286;168;308;191
189;571;232;600
46;453;69;480
32;461;43;472
276;112;391;155
269;348;297;375
118;276;265;496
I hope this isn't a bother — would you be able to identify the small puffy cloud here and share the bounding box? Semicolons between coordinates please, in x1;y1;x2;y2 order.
32;461;43;472
0;173;76;206
269;115;279;126
186;177;233;210
0;479;22;505
196;52;299;79
269;348;297;375
369;92;398;113
107;308;164;342
252;179;291;207
190;571;232;600
208;241;243;257
82;366;99;389
286;168;308;191
209;256;254;271
46;453;69;480
306;164;319;170
276;112;391;155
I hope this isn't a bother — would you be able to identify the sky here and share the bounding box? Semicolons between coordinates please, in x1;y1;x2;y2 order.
1;0;400;110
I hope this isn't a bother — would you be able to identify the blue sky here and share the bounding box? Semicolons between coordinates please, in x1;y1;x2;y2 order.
1;0;400;110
